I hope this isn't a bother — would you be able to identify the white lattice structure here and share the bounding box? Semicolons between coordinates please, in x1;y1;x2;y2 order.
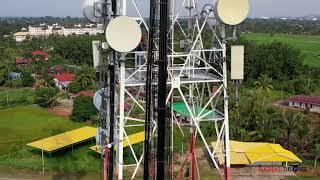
115;0;232;179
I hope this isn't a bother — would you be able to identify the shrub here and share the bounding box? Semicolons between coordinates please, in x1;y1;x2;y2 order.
21;71;34;87
71;95;97;122
68;80;83;93
5;79;22;88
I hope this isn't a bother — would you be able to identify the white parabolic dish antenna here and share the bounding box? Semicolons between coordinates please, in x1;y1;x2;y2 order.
215;0;249;25
93;89;119;111
106;16;142;53
83;0;104;23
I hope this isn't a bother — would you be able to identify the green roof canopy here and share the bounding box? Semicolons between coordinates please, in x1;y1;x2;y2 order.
171;102;222;120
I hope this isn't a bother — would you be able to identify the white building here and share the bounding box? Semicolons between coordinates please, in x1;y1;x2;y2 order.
288;95;320;113
13;32;31;42
61;24;103;36
28;23;51;36
13;23;103;42
28;23;103;37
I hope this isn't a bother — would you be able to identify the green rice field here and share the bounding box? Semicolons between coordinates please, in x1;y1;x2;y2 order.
243;33;320;67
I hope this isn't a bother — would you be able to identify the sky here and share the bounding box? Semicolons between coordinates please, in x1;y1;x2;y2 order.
0;0;320;18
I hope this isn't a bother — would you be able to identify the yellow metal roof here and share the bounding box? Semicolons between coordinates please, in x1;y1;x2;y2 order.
230;152;251;165
90;131;145;153
123;131;144;147
27;126;96;152
211;141;302;165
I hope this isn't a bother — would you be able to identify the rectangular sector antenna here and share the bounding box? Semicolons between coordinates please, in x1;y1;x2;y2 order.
92;41;102;70
231;45;244;80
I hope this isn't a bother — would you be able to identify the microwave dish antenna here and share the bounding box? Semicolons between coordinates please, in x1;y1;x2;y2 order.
105;16;142;53
93;89;119;111
83;0;105;23
215;0;249;25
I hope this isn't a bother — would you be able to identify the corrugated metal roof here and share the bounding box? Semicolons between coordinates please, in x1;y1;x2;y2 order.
172;102;222;120
27;126;96;152
13;31;30;36
212;141;302;165
53;73;75;82
90;131;145;153
288;95;320;105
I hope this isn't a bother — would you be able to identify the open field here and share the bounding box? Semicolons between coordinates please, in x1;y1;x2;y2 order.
0;106;100;173
0;106;84;153
0;105;218;177
242;33;320;67
0;88;35;110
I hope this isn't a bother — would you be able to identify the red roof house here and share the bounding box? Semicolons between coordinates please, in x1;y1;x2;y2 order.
32;50;49;60
53;66;63;72
53;73;75;90
288;95;320;113
16;57;30;64
16;50;49;67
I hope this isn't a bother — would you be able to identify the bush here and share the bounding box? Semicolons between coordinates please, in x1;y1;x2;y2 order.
35;87;58;108
71;95;97;122
68;80;83;93
21;71;34;87
5;79;22;88
0;65;8;86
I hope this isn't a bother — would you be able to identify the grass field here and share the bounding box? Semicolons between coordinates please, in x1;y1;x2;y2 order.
243;33;320;67
0;106;84;153
0;88;35;110
0;105;212;176
0;106;100;172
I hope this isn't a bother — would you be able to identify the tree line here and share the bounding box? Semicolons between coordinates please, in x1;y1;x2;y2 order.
240;18;320;35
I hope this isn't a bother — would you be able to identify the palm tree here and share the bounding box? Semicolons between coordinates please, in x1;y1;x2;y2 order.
75;65;96;89
35;87;59;108
254;74;274;106
278;110;305;150
75;74;94;89
254;74;273;92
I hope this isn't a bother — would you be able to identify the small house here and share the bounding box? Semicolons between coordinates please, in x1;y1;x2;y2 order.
288;95;320;113
53;73;75;90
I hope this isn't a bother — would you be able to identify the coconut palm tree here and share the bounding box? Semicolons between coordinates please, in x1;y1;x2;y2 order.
254;74;274;106
75;74;94;89
75;65;96;89
254;74;273;92
278;110;305;150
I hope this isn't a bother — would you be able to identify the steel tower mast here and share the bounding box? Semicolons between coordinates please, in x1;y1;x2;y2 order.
157;0;170;179
95;0;247;179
